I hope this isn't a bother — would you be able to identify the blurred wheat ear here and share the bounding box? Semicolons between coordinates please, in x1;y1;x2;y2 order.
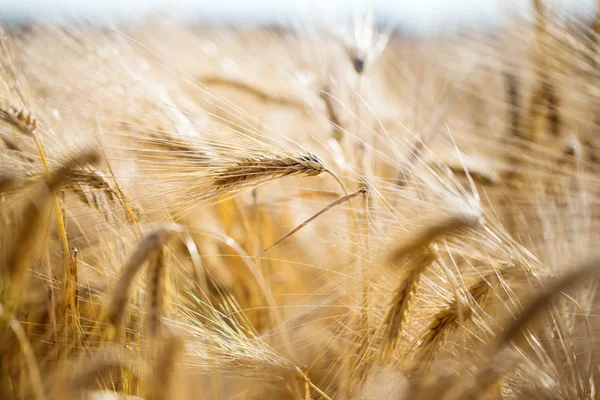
101;224;179;342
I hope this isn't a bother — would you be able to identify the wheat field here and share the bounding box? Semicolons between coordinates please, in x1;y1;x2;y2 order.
1;2;600;399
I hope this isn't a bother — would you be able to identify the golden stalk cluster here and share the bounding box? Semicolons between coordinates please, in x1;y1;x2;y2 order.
1;1;600;399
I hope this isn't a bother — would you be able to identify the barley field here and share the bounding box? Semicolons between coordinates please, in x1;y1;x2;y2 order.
1;2;600;399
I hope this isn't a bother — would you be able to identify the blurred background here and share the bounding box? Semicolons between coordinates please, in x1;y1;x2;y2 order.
1;0;597;34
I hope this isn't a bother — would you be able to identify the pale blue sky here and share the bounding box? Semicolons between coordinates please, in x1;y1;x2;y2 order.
0;0;596;34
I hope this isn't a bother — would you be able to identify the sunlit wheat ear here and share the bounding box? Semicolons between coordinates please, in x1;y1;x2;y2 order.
64;165;119;206
387;213;481;262
102;224;179;341
460;256;600;400
128;148;329;218
376;213;481;363
379;248;436;363
0;98;37;135
409;266;523;378
212;152;325;189
0;149;99;311
55;163;134;225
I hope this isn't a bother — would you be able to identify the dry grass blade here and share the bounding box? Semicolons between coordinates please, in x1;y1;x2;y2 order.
97;144;140;229
259;187;366;256
395;136;429;187
299;369;334;400
180;231;255;334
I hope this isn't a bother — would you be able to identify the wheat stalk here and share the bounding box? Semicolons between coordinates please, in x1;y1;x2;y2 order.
145;334;185;400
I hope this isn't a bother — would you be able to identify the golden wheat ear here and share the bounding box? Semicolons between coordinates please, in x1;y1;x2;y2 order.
101;224;179;342
63;165;120;212
0;98;37;135
378;249;436;364
360;213;481;367
386;213;480;263
458;256;600;400
212;152;325;189
409;267;524;379
0;150;99;400
1;150;99;310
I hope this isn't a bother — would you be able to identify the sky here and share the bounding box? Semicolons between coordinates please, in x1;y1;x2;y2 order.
0;0;596;34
